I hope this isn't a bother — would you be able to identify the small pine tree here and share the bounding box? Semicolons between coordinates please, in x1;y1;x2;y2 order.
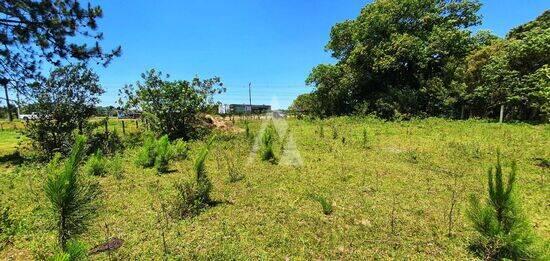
467;154;538;260
174;136;216;218
84;150;107;176
362;128;369;148
260;125;276;163
136;134;157;168
155;135;171;173
44;136;100;250
309;194;333;215
244;120;250;138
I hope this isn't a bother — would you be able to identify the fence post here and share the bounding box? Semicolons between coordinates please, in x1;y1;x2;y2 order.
499;105;505;123
122;120;126;135
104;120;109;134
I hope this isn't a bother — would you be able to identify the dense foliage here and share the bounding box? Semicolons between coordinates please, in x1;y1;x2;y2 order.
25;64;103;156
300;0;549;122
0;0;120;92
120;70;225;140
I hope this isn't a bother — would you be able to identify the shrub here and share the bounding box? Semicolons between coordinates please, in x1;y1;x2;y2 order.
260;125;276;163
155;135;171;173
135;134;157;168
467;154;538;260
309;194;333;215
173;137;215;218
87;130;124;156
84;150;107;177
25;64;104;158
44;136;100;249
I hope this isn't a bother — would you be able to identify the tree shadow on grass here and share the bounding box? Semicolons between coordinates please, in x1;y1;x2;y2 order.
0;151;28;166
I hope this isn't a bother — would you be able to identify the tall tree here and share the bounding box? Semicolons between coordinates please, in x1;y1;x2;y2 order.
25;63;103;156
1;0;121;119
307;0;481;118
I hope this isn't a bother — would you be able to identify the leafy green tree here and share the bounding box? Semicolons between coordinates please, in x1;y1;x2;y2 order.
25;63;103;156
467;154;539;259
120;70;225;140
307;0;482;118
44;136;100;250
465;11;549;121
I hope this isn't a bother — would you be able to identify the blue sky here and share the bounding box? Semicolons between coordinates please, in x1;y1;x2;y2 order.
82;0;548;109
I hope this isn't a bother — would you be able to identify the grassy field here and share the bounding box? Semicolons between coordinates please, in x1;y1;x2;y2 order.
0;117;548;259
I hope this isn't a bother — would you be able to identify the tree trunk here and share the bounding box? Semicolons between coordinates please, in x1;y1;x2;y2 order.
3;83;12;122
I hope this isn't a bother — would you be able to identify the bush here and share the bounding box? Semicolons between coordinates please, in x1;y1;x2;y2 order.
84;150;107;177
260;125;276;163
44;136;100;249
467;154;539;259
154;135;171;173
87;130;124;156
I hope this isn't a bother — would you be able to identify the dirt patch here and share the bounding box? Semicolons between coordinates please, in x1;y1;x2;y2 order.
204;114;243;133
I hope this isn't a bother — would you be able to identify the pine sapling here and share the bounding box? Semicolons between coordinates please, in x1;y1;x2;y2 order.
44;136;100;250
467;153;538;260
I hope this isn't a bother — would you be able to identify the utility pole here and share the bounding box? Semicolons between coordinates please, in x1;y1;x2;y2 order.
1;78;12;122
248;82;252;114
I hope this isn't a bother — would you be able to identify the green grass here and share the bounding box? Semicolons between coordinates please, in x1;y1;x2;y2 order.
0;117;548;259
0;131;23;156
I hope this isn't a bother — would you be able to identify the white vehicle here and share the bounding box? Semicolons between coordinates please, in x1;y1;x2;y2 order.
18;112;39;121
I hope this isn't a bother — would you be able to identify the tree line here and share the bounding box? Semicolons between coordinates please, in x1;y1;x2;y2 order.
292;0;549;122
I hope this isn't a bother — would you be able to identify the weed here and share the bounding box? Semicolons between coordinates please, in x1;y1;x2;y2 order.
332;125;338;139
309;194;333;215
319;124;324;138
